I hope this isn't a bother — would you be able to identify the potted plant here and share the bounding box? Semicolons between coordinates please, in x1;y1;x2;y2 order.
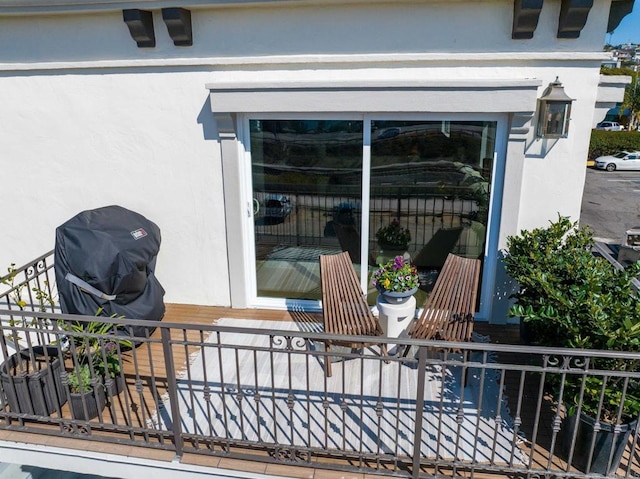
66;363;105;421
504;216;640;474
94;340;127;396
371;255;419;304
375;219;411;251
0;264;66;416
63;311;131;398
0;345;67;416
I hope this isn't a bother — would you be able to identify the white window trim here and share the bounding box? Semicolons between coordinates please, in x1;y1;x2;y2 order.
208;79;541;114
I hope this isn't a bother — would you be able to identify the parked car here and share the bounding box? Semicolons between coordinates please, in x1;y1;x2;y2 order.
263;194;292;218
595;121;624;131
594;151;640;171
376;127;401;139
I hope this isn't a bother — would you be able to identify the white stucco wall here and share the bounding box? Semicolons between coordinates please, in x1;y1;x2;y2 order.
0;0;612;310
0;70;227;305
592;74;633;126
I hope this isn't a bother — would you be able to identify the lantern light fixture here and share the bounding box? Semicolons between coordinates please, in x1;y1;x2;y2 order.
536;77;574;139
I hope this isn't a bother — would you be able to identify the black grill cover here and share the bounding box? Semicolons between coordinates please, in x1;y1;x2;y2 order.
55;205;165;337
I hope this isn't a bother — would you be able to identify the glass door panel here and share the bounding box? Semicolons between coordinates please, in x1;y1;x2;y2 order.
249;119;363;300
368;120;496;306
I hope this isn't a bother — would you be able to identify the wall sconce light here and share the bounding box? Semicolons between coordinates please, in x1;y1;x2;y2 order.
536;77;574;138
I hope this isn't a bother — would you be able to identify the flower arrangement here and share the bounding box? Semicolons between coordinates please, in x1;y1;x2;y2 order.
371;255;419;292
376;219;411;249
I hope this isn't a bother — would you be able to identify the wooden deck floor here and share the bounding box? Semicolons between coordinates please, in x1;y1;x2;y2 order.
1;304;638;479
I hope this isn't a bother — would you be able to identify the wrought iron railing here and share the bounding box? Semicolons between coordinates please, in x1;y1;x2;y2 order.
0;254;638;479
0;250;58;315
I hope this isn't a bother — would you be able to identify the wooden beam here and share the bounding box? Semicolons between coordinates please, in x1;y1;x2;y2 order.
162;7;193;47
557;0;594;39
512;0;544;40
122;9;155;48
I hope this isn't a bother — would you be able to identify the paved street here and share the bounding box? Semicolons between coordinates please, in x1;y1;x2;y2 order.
580;167;640;244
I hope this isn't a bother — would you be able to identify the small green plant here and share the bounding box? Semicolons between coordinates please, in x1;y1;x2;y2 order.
33;283;55;313
67;363;94;394
504;215;640;423
376;219;411;249
371;255;419;293
1;263;27;310
1;263;56;313
1;264;56;341
64;308;132;385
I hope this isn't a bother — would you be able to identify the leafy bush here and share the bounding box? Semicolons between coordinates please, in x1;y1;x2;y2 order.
600;66;638;77
504;216;640;422
589;130;640;160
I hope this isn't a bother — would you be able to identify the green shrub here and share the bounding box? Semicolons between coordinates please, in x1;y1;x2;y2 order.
504;216;640;422
589;130;640;160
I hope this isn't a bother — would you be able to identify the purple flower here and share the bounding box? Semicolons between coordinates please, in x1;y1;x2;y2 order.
393;256;404;270
104;341;117;355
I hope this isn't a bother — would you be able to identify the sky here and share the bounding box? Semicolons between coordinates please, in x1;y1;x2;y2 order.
607;1;640;45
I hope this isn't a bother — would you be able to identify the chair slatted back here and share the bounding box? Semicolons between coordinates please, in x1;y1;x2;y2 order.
320;252;381;337
319;251;386;376
409;253;481;343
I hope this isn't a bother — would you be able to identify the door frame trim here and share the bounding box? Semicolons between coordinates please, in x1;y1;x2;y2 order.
210;79;538;321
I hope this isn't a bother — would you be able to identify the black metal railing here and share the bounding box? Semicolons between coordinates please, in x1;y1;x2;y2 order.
0;251;58;315
0;255;638;479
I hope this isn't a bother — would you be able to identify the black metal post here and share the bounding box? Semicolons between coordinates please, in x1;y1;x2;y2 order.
161;328;184;458
412;345;427;479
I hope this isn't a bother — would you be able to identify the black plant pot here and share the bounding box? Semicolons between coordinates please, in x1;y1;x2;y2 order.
518;319;532;345
0;345;67;415
69;385;106;421
105;374;125;397
562;411;637;475
518;320;545;346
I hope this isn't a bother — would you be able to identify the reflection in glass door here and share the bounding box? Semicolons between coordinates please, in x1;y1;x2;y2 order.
248;117;497;310
368;120;496;306
249;119;363;300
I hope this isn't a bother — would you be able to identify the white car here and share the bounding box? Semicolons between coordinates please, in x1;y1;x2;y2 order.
595;121;624;131
594;151;640;171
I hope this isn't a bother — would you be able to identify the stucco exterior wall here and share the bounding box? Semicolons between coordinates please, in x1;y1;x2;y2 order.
592;74;633;126
0;71;228;305
0;0;612;313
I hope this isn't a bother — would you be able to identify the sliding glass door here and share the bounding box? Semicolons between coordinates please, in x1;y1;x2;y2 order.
247;117;497;309
368;120;495;305
249;119;364;300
